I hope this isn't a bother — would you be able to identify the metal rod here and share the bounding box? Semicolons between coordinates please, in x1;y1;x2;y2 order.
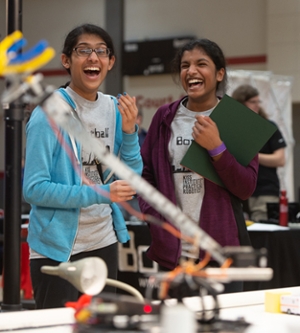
1;0;23;312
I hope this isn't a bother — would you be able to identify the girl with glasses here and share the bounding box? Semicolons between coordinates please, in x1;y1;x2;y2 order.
23;24;142;309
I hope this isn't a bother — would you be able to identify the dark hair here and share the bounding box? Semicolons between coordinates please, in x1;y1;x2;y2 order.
231;84;268;119
59;81;70;89
62;24;115;74
231;84;259;104
171;38;228;95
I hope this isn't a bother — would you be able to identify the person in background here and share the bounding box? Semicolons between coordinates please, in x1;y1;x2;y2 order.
139;39;259;294
136;109;148;147
231;84;286;222
23;24;142;309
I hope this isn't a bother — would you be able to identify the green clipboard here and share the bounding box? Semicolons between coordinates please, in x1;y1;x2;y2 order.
180;94;277;187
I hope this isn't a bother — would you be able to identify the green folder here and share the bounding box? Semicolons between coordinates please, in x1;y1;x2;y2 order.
180;94;277;187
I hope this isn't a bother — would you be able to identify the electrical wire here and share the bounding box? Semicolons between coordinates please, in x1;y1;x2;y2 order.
105;278;144;303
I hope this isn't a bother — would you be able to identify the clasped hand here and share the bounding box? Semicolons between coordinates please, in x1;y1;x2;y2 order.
192;115;222;150
82;175;136;202
109;180;136;202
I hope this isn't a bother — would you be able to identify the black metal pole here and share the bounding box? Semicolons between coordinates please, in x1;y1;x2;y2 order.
1;0;23;311
105;0;124;95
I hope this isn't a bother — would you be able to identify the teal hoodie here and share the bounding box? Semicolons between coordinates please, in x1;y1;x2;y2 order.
23;88;143;262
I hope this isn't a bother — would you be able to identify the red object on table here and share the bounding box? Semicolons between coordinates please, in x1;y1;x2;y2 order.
279;190;288;227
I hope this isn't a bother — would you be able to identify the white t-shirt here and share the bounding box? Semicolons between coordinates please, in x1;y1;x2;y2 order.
169;98;214;257
67;87;117;254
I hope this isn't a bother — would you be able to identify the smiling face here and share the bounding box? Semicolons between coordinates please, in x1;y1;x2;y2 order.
180;47;224;111
61;33;115;101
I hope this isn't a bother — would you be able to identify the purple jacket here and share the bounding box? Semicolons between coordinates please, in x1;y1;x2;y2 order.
139;97;259;269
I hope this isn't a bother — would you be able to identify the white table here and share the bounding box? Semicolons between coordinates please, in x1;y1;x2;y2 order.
184;286;300;333
1;287;300;332
0;307;75;332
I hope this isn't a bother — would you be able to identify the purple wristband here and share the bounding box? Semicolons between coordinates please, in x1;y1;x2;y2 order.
208;142;226;157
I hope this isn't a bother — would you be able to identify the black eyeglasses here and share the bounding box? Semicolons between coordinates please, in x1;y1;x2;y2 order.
73;47;111;58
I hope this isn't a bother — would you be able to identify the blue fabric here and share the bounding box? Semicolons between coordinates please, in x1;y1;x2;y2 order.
23;89;142;261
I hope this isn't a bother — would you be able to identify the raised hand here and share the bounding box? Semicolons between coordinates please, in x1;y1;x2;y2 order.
116;92;138;134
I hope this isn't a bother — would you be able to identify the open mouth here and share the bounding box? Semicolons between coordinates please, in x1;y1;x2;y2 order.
84;67;100;77
188;78;203;88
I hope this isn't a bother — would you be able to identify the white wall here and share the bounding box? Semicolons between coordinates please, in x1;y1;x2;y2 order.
125;0;266;57
266;0;300;103
23;0;106;71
